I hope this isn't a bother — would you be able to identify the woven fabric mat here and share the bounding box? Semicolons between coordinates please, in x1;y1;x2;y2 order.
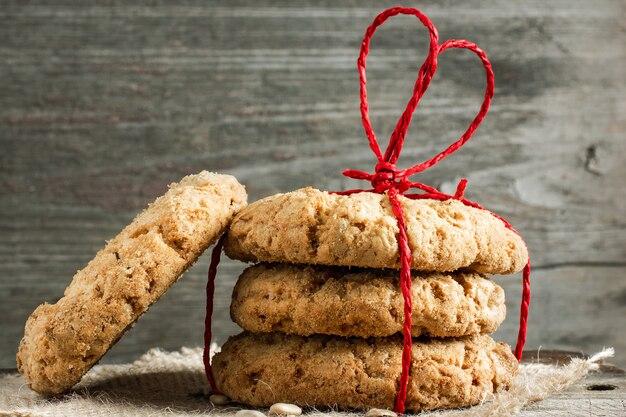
0;346;613;417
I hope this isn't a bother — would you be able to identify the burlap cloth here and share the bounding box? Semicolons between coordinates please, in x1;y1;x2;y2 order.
0;345;614;417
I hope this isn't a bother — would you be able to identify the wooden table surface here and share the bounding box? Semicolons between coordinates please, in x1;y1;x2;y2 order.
1;0;624;370
517;350;626;416
2;350;625;416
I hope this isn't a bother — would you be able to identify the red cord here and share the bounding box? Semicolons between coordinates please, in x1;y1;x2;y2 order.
340;7;530;413
203;7;531;414
203;234;226;394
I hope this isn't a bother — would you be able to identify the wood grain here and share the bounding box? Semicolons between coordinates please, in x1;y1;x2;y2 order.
0;0;624;369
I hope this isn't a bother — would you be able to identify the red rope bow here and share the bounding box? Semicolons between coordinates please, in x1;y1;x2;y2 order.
335;7;531;413
203;7;531;415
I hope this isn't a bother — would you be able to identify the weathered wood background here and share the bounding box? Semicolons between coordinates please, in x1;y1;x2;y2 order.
1;0;624;370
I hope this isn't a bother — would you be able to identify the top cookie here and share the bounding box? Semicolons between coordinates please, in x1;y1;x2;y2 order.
225;187;528;274
17;171;247;395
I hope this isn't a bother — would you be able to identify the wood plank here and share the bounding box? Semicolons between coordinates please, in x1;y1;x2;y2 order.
0;0;624;370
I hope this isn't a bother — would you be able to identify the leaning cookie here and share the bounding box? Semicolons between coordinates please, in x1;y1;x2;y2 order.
17;172;247;395
225;188;528;274
213;332;518;411
231;264;505;338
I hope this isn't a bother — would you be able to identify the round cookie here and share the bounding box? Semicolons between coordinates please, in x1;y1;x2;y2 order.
231;264;505;338
212;332;518;411
17;171;247;395
224;187;528;274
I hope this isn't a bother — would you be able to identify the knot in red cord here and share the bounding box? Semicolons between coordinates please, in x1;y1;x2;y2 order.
371;162;411;194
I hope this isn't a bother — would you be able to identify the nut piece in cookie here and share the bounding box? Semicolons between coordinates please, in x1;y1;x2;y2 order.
16;171;247;395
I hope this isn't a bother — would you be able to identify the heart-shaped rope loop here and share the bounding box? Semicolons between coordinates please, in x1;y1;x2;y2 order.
350;8;496;186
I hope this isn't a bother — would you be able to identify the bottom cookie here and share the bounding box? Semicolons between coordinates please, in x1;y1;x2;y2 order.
212;332;518;412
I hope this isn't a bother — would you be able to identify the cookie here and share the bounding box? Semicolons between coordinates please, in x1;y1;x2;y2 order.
224;188;528;274
212;332;518;411
17;171;247;395
231;264;505;338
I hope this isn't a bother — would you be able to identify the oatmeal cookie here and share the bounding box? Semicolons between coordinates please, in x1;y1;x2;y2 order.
231;264;505;338
225;188;528;274
212;332;518;411
17;171;247;395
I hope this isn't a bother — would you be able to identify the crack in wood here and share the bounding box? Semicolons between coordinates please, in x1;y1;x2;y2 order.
584;144;603;176
531;261;626;271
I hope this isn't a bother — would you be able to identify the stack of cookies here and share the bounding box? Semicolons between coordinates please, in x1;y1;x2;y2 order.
213;187;528;412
